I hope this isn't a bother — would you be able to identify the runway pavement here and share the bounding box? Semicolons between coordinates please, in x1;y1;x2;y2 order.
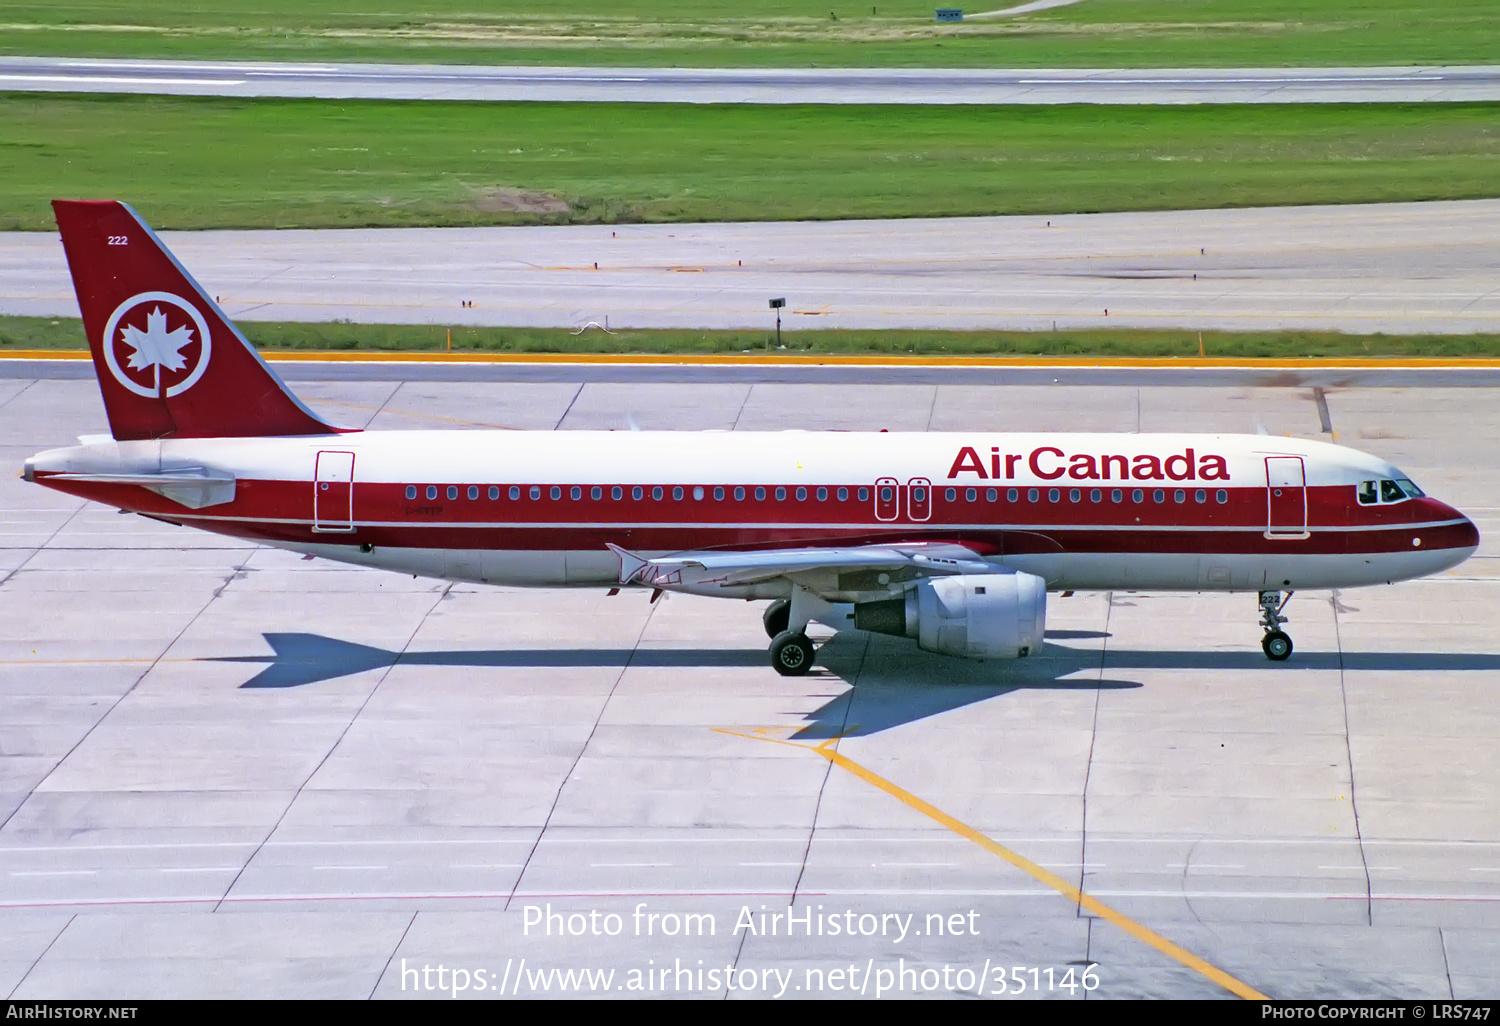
6;200;1500;336
1;376;1498;998
4;57;1500;105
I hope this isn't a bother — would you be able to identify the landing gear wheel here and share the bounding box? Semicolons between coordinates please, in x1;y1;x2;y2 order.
1257;590;1294;662
763;598;791;639
1262;630;1293;661
769;630;814;676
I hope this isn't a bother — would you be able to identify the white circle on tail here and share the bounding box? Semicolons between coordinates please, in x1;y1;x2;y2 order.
101;291;213;399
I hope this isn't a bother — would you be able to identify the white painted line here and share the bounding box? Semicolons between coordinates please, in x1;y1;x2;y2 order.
1015;76;1425;86
0;74;242;87
10;870;96;877
159;867;241;874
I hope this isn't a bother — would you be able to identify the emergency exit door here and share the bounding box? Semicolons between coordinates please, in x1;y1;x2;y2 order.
314;450;356;532
907;477;932;521
874;477;899;521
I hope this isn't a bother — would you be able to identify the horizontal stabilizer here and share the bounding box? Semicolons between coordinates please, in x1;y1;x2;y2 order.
48;468;236;509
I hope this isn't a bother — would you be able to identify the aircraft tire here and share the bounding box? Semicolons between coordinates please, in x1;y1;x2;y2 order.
1262;630;1293;661
763;598;791;639
770;630;814;676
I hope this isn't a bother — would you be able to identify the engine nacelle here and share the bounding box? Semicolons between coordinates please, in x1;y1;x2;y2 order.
853;572;1047;660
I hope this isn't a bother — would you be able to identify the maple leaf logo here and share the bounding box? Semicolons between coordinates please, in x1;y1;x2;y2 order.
119;306;194;374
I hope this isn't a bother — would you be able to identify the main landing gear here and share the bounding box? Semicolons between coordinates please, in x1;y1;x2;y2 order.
770;630;815;676
763;598;790;639
764;597;815;676
1259;590;1294;661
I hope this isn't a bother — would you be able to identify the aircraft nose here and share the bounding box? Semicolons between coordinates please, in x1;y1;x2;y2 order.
1433;499;1480;550
1459;511;1481;549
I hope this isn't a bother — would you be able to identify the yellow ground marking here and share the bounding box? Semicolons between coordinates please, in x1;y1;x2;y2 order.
714;726;1268;1001
5;349;1500;372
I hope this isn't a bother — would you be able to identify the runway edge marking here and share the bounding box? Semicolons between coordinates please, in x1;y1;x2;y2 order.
713;727;1268;1001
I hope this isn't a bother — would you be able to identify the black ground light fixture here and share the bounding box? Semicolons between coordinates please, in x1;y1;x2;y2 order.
769;297;785;347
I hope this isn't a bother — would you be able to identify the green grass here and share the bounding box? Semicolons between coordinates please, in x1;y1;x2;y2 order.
2;95;1498;230
6;316;1499;358
1;1;1497;68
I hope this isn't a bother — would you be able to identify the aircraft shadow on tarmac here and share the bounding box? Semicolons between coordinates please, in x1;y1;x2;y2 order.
209;631;1500;738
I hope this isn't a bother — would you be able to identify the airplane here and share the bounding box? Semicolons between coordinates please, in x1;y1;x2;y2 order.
24;200;1481;676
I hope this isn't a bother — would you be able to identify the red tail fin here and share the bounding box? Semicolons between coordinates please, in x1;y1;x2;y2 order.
52;200;339;440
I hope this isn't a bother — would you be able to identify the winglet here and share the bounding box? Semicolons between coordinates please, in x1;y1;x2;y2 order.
606;543;649;585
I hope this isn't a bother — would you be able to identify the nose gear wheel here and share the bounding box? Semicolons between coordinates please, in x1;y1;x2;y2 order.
1258;591;1294;661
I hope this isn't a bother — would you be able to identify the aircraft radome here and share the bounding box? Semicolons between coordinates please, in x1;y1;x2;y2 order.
25;201;1480;675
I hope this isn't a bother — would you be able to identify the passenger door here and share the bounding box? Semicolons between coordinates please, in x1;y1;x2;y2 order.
1265;456;1307;537
314;450;356;532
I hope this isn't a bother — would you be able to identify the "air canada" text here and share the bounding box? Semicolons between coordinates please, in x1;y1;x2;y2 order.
947;446;1230;482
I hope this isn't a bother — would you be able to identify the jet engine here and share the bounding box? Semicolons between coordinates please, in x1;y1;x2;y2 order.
853;573;1047;660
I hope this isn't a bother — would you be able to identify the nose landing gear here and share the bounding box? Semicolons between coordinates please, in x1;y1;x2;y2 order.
1259;590;1293;661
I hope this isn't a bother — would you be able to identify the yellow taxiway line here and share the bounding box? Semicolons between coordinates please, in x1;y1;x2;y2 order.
715;727;1268;1001
2;349;1499;372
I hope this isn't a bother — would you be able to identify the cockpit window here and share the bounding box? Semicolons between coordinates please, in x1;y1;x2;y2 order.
1359;476;1425;505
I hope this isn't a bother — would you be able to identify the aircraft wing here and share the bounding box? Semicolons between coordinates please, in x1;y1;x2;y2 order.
607;542;999;592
